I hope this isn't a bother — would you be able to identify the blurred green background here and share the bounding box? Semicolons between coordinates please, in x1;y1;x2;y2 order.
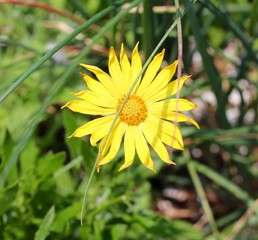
0;0;257;239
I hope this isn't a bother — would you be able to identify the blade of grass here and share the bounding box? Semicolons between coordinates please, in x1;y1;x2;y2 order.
249;0;258;36
34;206;55;240
195;162;258;216
170;0;183;158
187;4;230;129
184;125;258;143
185;151;220;238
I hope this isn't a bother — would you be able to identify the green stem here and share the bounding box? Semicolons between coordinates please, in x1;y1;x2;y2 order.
170;0;182;157
142;0;155;58
186;151;220;238
80;0;145;225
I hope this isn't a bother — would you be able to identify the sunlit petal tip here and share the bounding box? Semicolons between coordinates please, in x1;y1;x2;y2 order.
68;132;75;138
183;75;191;82
192;120;200;129
60;102;69;109
70;91;81;97
192;102;198;108
164;158;176;165
109;46;115;54
118;161;133;172
109;47;118;64
133;41;140;53
148;166;156;173
90;137;97;146
79;71;87;78
79;63;91;70
120;43;125;53
143;160;156;172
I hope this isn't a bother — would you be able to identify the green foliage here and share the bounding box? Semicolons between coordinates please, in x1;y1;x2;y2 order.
0;0;257;239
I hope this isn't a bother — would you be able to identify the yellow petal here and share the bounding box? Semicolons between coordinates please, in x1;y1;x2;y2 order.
72;90;117;108
141;123;175;165
61;100;115;115
131;42;142;93
120;44;131;91
98;122;126;166
80;63;121;97
145;76;190;103
89;115;116;146
80;73;114;98
108;47;126;94
119;126;135;171
146;115;184;149
142;60;178;101
133;126;156;172
136;49;165;96
98;120;121;158
70;115;114;138
149;99;197;113
150;110;200;129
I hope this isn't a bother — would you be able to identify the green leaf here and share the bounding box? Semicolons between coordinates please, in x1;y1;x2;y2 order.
0;182;18;215
51;202;81;233
37;151;66;179
34;206;55;240
0;129;14;170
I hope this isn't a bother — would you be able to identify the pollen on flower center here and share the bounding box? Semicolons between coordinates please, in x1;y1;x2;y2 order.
117;95;147;125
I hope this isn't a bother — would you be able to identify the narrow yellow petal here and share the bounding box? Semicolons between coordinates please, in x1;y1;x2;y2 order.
131;42;142;93
141;123;175;165
108;47;126;94
72;90;117;108
145;75;190;103
149;109;200;129
98;122;126;166
62;100;115;115
146;115;184;149
70;115;114;138
98;120;121;158
136;49;165;96
119;126;135;171
149;99;197;113
89;115;116;146
133;126;156;172
80;73;114;98
80;63;121;97
120;44;131;91
142;60;178;101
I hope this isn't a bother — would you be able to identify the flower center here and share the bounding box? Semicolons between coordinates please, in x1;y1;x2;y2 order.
117;95;147;125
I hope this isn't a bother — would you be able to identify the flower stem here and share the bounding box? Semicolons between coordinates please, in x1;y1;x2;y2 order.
185;151;220;238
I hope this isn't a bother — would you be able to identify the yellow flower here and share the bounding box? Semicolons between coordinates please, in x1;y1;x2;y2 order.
62;43;199;172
